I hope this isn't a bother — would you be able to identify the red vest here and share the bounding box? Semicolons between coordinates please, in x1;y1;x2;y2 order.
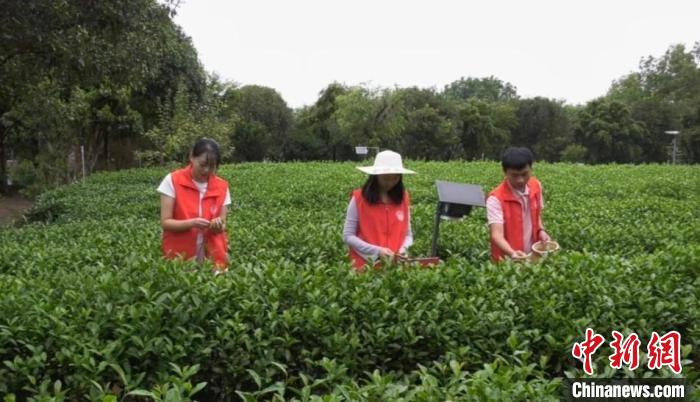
489;178;542;262
161;165;229;268
349;189;410;271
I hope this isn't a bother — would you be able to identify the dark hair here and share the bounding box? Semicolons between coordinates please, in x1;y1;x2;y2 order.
361;175;404;204
501;147;534;170
191;138;221;168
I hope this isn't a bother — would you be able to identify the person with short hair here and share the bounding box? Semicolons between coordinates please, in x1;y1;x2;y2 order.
487;147;551;261
343;150;416;271
158;138;231;271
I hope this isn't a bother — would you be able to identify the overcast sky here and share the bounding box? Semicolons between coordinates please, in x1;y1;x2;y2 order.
172;0;699;108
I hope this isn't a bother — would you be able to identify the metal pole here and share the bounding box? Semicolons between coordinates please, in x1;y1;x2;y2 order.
81;145;86;180
665;131;680;165
431;202;442;257
672;137;677;165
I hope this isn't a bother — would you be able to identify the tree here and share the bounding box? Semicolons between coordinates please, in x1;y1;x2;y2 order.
0;0;202;192
223;85;292;161
560;144;587;163
332;87;406;155
288;83;351;161
140;75;236;166
456;99;515;160
607;43;700;163
132;25;207;135
511;97;572;161
394;88;461;160
575;99;647;163
443;76;519;103
1;79;78;195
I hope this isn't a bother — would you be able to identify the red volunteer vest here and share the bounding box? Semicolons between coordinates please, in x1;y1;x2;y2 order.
161;165;229;268
489;178;542;262
349;189;410;271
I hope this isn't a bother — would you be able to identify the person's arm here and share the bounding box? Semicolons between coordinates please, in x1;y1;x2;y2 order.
489;223;524;258
399;210;413;255
537;190;551;242
537;217;550;242
342;198;392;258
160;194;209;232
209;187;232;233
487;196;525;258
220;205;228;225
210;204;228;233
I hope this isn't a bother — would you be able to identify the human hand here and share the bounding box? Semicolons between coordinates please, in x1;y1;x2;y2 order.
539;230;551;242
378;247;395;258
190;217;211;229
511;250;528;259
209;217;225;233
213;267;228;276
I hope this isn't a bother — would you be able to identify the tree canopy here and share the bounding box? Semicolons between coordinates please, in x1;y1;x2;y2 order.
2;3;698;195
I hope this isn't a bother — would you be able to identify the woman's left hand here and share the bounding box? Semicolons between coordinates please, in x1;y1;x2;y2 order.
209;217;225;233
539;230;551;242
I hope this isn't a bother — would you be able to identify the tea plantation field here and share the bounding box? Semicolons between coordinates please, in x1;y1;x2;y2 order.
1;161;699;401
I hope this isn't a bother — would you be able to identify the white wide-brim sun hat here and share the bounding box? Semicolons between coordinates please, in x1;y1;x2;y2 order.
356;150;416;175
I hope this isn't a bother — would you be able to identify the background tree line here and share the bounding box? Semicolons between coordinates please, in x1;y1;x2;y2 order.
2;0;699;196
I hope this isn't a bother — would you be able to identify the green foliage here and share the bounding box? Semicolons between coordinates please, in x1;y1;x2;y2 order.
443;76;519;103
0;0;206;194
0;0;181;88
288;83;353;161
126;364;207;402
457;99;514;160
334;87;406;153
394;88;462;160
401;108;461;160
1;161;699;400
575;99;647;163
7;160;45;198
607;42;700;163
4;21;699;201
512;97;573;161
140;76;237;166
559;144;587;163
222;85;292;162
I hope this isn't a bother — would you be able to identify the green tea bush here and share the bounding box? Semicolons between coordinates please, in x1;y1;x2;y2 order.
1;162;698;400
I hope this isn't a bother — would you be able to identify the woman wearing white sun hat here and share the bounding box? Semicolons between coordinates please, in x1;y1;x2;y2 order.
342;150;416;271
